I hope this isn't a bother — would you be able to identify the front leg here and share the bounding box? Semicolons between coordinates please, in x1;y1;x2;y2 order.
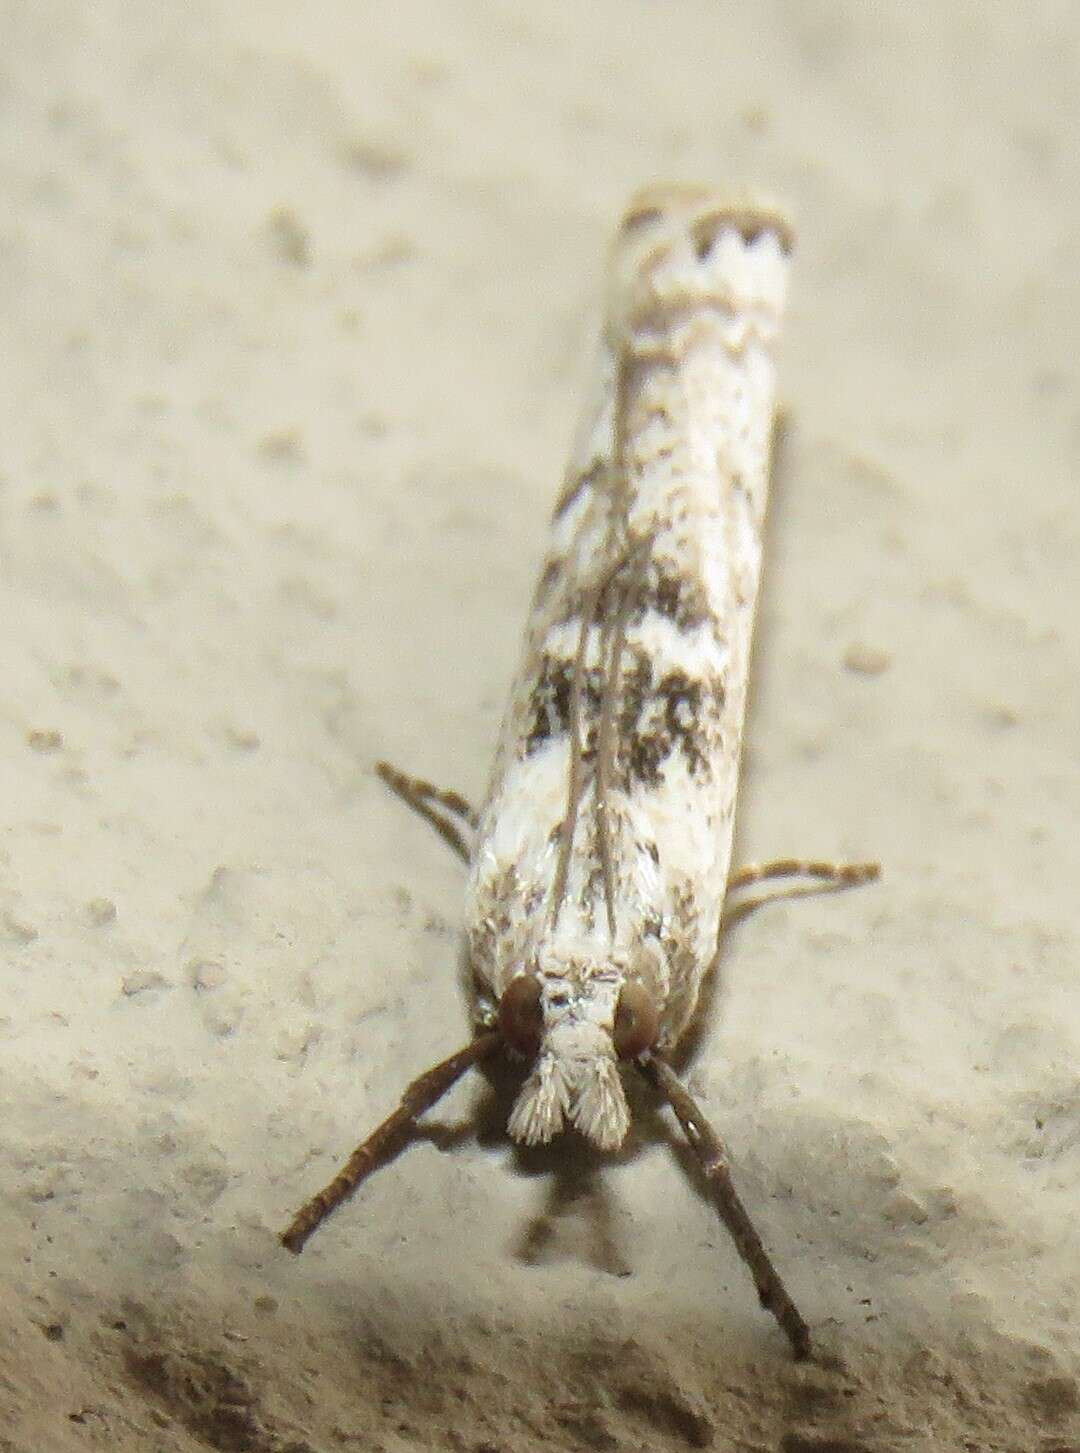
639;1054;812;1360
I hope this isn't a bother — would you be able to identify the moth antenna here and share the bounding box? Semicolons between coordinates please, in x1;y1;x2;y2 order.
550;567;606;923
594;532;654;938
281;1031;502;1254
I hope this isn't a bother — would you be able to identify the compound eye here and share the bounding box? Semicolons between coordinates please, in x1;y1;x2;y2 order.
498;974;544;1057
613;980;659;1059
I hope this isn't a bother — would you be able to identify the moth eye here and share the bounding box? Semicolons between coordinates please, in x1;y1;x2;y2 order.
498;974;544;1057
613;980;659;1059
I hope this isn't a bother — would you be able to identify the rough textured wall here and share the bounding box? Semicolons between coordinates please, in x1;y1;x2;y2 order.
2;3;1078;1449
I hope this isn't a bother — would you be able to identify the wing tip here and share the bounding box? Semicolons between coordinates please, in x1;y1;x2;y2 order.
620;183;794;257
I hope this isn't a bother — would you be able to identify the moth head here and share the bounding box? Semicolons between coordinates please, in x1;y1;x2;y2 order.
496;961;660;1151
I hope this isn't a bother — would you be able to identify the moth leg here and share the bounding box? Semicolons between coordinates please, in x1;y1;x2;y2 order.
639;1054;812;1361
727;857;880;893
281;1031;502;1254
376;759;478;864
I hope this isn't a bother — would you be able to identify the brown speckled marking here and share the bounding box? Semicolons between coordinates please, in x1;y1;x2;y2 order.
636;557;713;633
657;668;721;779
523;653;604;758
616;649;723;788
467;863;520;981
555;559;714;637
689;204;795;258
657;876;705;1046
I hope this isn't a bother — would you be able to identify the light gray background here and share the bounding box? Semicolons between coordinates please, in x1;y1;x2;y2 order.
3;3;1078;1449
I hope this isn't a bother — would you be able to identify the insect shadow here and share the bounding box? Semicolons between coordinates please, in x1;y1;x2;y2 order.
450;884;820;1280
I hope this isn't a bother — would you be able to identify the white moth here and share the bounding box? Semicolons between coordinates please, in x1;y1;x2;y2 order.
281;186;877;1359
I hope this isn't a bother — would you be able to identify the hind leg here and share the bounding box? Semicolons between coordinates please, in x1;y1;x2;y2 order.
723;857;880;929
375;760;478;864
727;857;879;893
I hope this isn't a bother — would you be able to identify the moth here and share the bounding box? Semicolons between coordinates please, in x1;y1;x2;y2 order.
281;186;877;1359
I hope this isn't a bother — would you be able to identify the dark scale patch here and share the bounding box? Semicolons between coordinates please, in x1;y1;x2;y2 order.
660;669;719;778
523;652;604;757
553;584;600;631
691;205;794;257
618;651;665;785
553;563;634;633
617;648;723;787
634;557;713;633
